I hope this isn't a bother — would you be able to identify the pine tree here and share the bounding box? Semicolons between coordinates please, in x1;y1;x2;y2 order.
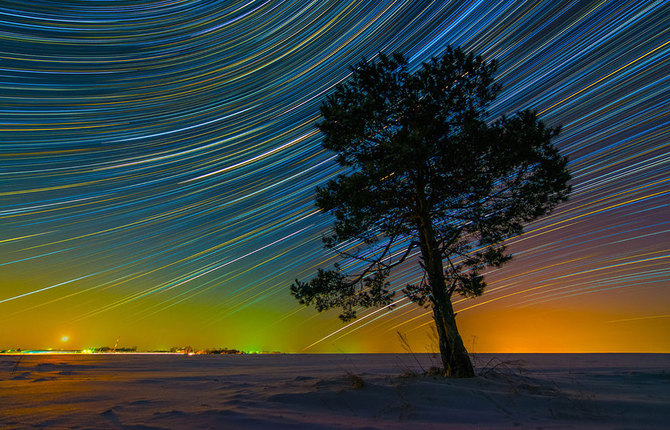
291;47;571;377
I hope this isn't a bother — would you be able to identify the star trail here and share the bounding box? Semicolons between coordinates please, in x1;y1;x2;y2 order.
1;0;668;353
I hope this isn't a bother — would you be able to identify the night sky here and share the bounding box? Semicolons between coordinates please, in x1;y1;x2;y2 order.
2;0;668;353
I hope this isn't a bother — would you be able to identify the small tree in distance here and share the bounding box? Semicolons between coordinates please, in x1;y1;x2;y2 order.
291;47;571;377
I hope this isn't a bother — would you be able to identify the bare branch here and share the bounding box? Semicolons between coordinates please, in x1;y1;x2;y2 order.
389;240;419;268
447;278;459;299
335;233;396;264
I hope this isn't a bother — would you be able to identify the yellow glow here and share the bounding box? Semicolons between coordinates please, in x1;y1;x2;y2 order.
61;336;69;342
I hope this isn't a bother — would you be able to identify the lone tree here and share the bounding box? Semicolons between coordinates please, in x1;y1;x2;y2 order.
291;47;571;377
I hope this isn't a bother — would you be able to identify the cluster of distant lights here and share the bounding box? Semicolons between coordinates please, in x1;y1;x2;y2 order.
0;335;266;355
1;349;270;355
1;350;185;355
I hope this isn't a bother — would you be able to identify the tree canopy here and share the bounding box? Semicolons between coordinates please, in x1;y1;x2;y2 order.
291;47;571;377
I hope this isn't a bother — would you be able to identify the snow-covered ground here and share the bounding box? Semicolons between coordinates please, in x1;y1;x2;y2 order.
1;353;668;429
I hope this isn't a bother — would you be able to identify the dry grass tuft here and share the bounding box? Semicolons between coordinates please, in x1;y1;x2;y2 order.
424;366;444;377
346;372;366;389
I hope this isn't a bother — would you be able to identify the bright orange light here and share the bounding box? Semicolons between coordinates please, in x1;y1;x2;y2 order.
61;336;69;342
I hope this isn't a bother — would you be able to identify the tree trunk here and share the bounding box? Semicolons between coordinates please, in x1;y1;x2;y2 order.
431;295;475;378
415;189;475;377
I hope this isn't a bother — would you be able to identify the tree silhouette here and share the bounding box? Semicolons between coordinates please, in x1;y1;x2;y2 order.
291;47;571;377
